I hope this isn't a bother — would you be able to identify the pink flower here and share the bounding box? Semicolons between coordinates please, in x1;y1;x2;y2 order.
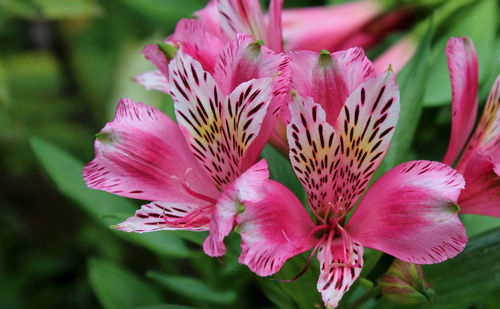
135;0;284;94
83;37;290;257
236;49;467;308
441;36;500;218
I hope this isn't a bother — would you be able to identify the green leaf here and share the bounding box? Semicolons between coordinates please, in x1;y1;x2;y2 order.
88;258;163;309
460;214;500;238
147;272;237;305
31;0;103;19
375;21;433;176
30;137;192;257
275;255;322;309
137;305;196;309
419;227;500;308
117;0;205;23
424;0;497;106
258;278;298;309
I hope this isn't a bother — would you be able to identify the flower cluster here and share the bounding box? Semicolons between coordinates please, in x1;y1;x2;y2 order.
83;1;499;308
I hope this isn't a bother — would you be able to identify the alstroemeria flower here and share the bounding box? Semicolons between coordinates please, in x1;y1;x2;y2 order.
441;36;500;217
135;0;284;93
83;37;289;257
235;49;467;308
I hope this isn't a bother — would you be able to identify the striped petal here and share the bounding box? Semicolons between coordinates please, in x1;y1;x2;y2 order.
114;200;212;232
332;71;399;213
83;98;218;204
459;151;500;218
288;48;376;125
287;93;338;218
213;33;290;169
442;37;479;166
217;0;268;44
169;48;273;188
316;240;364;309
266;0;284;51
203;159;269;257
346;161;467;264
458;75;500;170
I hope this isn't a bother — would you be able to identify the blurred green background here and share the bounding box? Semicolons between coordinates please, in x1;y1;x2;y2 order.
0;0;499;308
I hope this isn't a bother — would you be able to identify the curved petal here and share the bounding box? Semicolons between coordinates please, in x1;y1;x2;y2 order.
282;1;382;52
203;159;270;257
459;151;500;217
217;0;268;43
316;240;364;309
442;37;479;166
346;160;467;264
193;0;222;39
83;98;218;203
142;43;170;77
332;71;400;213
169;48;273;188
213;34;290;169
373;35;417;73
287;48;376;125
287;93;338;218
458;75;500;170
169;18;224;73
266;0;284;51
133;70;170;94
238;180;316;276
114;200;212;232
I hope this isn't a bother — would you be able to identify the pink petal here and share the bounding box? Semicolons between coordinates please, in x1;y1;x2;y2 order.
169;48;273;188
83;98;218;203
133;70;170;94
373;35;417;73
331;71;400;213
266;0;284;51
193;0;222;39
203;159;270;257
316;240;364;309
114;200;212;232
458;75;500;170
458;151;500;217
238;179;316;276
213;34;290;169
169;18;224;74
442;37;479;166
287;48;376;125
217;0;268;44
346;160;467;264
142;43;169;77
287;93;338;218
282;1;382;52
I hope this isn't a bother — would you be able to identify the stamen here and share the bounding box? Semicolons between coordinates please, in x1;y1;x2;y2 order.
272;233;327;283
282;224;329;250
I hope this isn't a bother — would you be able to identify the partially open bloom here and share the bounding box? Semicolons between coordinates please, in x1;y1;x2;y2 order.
134;0;284;93
237;49;467;308
83;36;290;257
442;36;500;217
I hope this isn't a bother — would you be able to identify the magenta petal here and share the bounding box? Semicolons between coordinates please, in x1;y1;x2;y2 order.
287;48;375;125
142;43;169;77
266;0;284;51
203;159;270;257
238;180;316;276
442;37;479;166
193;0;222;39
115;200;212;232
459;151;500;217
217;0;267;43
169;18;224;73
346;160;467;264
83;98;218;203
316;240;364;309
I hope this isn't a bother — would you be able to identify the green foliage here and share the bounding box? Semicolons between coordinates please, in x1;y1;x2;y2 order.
88;258;163;309
148;272;237;305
